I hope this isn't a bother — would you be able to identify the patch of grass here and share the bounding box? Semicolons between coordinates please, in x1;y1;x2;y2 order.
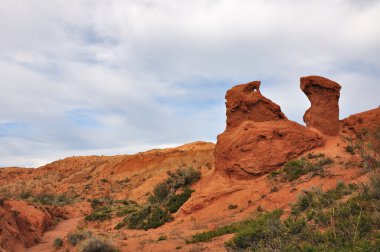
228;204;238;210
270;155;334;182
53;237;63;249
167;187;193;213
188;223;241;243
32;193;73;206
79;236;119;252
85;209;112;222
344;127;380;170
19;190;32;199
157;235;167;241
345;145;356;155
67;230;92;246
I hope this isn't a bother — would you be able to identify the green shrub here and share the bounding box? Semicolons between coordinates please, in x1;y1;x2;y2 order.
345;145;356;155
167;187;193;213
85;210;112;222
113;167;200;230
152;182;170;202
226;210;284;250
228;204;238;210
144;206;173;230
157;235;167;241
19;190;32;199
32;194;73;206
90;198;113;210
53;237;63;249
166;167;201;190
189;223;241;243
67;230;92;246
79;237;118;252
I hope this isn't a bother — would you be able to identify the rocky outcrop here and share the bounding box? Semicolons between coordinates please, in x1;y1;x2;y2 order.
341;107;380;136
215;81;325;178
225;81;287;130
301;76;341;136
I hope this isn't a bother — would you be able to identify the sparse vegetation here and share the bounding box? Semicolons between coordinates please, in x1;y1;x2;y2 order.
190;177;380;251
228;204;238;210
269;154;334;182
32;193;73;206
67;230;92;246
345;145;356;155
79;236;119;252
53;237;63;249
19;190;32;199
157;235;167;241
85;208;112;222
84;167;201;230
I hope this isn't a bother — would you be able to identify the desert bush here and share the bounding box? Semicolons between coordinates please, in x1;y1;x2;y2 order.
152;182;170;202
90;197;113;210
32;193;73;206
157;235;167;241
85;209;112;222
79;236;118;252
0;198;4;206
67;230;92;246
226;210;284;250
19;190;32;199
345;145;356;155
114;167;200;230
166;167;201;190
167;187;193;213
344;127;380;170
283;157;332;181
228;204;238;210
53;237;63;249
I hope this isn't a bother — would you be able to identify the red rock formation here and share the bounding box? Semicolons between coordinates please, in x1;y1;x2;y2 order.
341;107;380;136
225;81;287;130
301;76;341;136
215;81;325;178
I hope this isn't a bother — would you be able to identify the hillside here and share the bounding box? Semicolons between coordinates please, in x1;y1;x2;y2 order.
1;76;379;252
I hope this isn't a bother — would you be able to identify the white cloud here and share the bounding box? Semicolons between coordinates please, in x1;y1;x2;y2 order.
0;0;379;167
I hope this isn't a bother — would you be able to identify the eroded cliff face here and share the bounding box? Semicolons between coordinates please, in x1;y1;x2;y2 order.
301;76;341;136
215;79;327;178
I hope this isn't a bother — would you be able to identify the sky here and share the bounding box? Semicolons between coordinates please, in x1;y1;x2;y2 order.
0;0;380;167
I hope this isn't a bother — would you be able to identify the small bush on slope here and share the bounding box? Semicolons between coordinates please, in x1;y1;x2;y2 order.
32;193;74;206
84;167;200;230
79;236;118;252
115;167;200;230
269;154;333;182
53;237;63;249
67;229;92;246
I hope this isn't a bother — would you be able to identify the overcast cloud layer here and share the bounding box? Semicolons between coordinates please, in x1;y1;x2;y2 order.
1;0;380;167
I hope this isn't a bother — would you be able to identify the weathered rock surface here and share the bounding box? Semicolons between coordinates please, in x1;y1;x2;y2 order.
215;81;325;178
225;81;287;130
341;108;380;132
215;120;325;178
301;76;341;136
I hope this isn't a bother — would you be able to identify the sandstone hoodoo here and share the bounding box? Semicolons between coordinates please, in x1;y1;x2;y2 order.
215;80;325;179
225;81;287;130
301;75;341;136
